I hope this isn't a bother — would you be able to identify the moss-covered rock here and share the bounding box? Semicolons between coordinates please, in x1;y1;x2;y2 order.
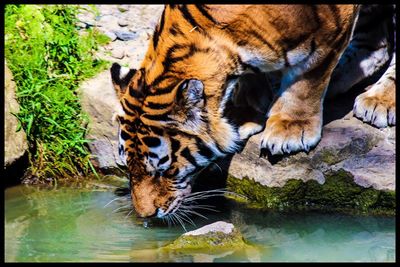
164;221;247;251
226;169;395;216
129;221;261;262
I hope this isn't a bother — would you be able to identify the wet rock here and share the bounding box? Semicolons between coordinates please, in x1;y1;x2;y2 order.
114;30;138;41
4;62;28;174
129;221;260;262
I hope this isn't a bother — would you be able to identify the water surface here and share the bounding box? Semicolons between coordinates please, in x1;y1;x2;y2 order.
4;184;395;262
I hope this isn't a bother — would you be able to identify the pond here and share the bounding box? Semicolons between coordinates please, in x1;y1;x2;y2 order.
4;184;395;262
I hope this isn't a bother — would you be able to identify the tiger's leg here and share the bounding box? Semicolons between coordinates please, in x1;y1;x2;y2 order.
326;43;391;98
353;53;396;127
260;52;343;155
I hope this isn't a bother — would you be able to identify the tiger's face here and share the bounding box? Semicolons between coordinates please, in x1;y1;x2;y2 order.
110;62;251;218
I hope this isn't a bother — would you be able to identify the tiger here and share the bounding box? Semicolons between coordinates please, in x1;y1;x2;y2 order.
110;4;396;218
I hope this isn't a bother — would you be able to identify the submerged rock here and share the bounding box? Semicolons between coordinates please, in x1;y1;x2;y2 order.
165;221;244;250
129;221;260;262
4;62;28;182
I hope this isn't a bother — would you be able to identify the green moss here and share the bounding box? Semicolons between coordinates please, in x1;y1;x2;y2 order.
164;229;246;251
226;169;395;216
318;149;342;165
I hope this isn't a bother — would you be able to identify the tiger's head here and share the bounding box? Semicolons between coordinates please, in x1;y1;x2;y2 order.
110;5;272;219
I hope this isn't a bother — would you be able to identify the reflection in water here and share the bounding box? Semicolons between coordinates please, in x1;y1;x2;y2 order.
4;185;395;262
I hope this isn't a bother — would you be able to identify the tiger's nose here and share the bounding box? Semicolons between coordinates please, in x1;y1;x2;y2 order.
135;206;159;218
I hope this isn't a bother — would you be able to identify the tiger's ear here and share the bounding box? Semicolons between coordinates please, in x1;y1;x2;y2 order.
110;63;137;99
176;79;204;109
165;79;205;132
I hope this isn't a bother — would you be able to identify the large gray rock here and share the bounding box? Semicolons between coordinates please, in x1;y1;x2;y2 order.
4;63;28;168
79;70;124;174
226;113;395;214
229;117;395;191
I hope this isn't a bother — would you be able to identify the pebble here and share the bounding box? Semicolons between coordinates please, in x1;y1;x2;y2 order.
117;6;129;13
111;49;125;59
104;31;117;42
115;31;138;41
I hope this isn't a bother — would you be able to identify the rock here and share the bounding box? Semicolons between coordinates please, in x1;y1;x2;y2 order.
129;221;260;262
114;30;138;41
104;31;117;42
111;49;124;59
79;70;125;176
4;62;28;172
117;5;129;13
97;14;119;30
226;115;395;215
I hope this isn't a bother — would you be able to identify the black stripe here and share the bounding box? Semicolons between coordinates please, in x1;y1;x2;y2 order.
149;126;164;136
141;113;169;121
163;44;187;70
179;5;201;30
181;147;199;167
247;29;276;52
166;48;212;70
142;136;161;147
195;137;214;159
145;101;171;110
151;74;178;88
121;102;137;116
170;138;180;165
119;117;134;125
169;22;183;36
120;129;131;141
170;138;180;153
195;5;217;24
148;152;158;158
123;99;142;114
158;155;169;165
153;7;166;49
128;86;144;99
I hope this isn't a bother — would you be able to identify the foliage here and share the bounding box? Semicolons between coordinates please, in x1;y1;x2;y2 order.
5;5;111;182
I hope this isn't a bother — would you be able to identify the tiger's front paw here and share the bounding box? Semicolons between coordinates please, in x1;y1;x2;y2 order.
260;114;322;155
353;85;395;128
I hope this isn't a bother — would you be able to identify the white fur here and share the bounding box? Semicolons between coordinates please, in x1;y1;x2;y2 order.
119;66;130;80
145;137;171;172
237;47;284;72
118;128;127;166
238;122;263;140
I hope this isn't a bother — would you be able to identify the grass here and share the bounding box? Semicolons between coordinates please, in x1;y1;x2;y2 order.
5;5;111;183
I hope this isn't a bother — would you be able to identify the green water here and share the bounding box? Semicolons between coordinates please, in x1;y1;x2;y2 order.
4;184;395;262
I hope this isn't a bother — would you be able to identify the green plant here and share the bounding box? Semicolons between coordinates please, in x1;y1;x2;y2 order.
5;4;109;182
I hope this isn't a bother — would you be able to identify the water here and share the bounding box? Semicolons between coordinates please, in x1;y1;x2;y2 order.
5;185;395;262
